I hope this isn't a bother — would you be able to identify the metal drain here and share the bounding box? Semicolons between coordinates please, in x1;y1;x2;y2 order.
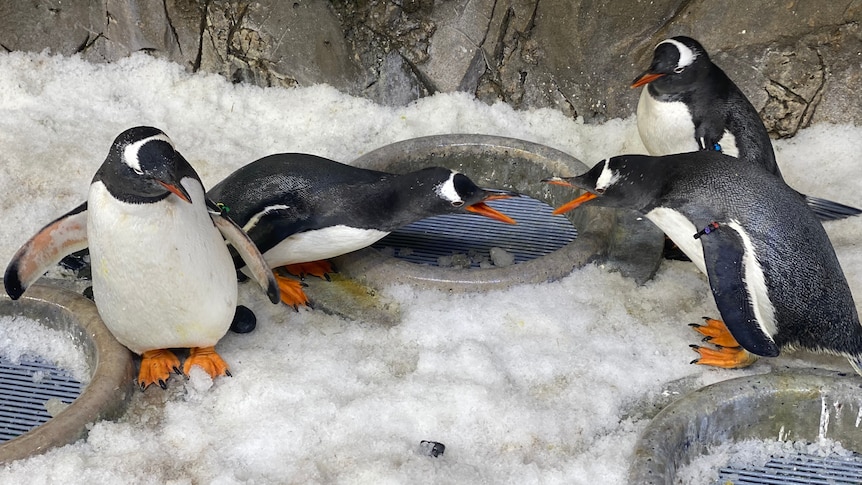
0;356;83;442
718;453;862;484
372;196;577;267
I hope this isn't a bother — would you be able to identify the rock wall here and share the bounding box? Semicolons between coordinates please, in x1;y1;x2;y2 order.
1;0;859;136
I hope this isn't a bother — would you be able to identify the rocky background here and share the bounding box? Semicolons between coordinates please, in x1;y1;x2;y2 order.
1;0;860;137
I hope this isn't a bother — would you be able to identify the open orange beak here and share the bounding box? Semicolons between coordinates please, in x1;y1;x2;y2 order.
543;176;599;215
159;180;193;203
631;72;665;88
552;192;598;215
466;201;517;225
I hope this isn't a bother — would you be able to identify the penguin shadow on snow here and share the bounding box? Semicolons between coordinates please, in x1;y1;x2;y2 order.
3;126;280;391
546;152;862;376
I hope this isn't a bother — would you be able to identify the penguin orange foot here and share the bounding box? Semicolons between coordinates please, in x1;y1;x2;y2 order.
183;346;231;379
275;271;311;309
689;317;740;347
690;344;759;368
284;260;334;281
138;349;182;391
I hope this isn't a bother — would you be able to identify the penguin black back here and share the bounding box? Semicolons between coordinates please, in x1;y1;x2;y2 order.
207;153;511;258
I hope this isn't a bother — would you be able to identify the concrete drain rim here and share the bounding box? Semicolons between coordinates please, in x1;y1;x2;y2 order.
336;134;664;291
0;281;135;463
628;369;862;484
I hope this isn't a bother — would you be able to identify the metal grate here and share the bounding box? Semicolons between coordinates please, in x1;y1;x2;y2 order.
372;196;577;267
717;453;862;484
0;356;83;442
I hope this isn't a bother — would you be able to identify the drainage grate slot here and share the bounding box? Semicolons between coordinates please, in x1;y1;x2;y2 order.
372;196;577;267
0;357;84;442
717;453;862;484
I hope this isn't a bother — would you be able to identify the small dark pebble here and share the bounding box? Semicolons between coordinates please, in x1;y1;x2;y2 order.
230;305;257;334
419;440;445;457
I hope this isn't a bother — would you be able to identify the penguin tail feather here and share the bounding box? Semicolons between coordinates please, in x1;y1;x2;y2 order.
848;356;862;378
805;195;862;221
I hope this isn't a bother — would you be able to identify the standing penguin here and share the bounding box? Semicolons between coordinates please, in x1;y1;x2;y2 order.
207;153;518;307
632;36;861;220
4;127;279;390
547;151;862;374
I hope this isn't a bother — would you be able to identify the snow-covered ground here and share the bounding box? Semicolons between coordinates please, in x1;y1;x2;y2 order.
0;51;860;484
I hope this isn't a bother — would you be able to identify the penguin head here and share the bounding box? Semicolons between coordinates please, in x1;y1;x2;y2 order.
415;167;518;224
631;36;709;94
97;126;194;204
545;155;664;214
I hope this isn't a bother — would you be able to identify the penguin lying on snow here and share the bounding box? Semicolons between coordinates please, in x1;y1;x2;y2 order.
632;35;861;221
206;153;518;308
4;127;280;390
547;151;862;374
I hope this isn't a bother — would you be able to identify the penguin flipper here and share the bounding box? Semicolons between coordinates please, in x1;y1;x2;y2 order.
803;194;862;221
208;201;280;304
4;203;89;300
699;225;781;357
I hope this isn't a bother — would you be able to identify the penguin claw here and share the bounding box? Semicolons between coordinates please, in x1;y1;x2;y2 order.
283;260;335;281
274;273;312;309
689;344;758;369
689;317;740;348
138;349;182;391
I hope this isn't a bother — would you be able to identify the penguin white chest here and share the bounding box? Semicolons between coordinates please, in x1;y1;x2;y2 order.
637;88;700;155
87;180;237;355
261;225;390;268
645;207;707;274
636;88;738;157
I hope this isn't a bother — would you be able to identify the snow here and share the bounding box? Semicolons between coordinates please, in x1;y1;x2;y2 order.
0;50;861;483
0;315;90;383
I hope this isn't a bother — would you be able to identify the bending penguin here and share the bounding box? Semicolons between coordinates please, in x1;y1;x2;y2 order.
4;126;280;390
547;151;862;374
207;153;518;308
632;36;861;221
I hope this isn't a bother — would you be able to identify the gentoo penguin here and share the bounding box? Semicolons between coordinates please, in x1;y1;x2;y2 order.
546;151;862;374
632;36;861;221
207;153;518;307
4;127;279;390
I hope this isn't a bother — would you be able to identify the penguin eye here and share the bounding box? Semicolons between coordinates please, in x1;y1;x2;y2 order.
673;66;685;74
451;200;464;208
595;188;606;194
133;167;144;175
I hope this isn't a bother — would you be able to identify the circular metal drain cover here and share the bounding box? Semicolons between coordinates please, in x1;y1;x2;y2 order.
0;281;135;463
0;356;84;442
372;195;577;267
336;134;665;291
629;369;862;484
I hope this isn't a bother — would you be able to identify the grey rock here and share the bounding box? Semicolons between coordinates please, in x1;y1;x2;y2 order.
0;0;860;128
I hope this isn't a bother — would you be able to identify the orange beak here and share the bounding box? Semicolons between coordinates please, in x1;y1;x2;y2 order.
466;201;517;225
159;180;192;203
552;191;598;215
631;72;665;88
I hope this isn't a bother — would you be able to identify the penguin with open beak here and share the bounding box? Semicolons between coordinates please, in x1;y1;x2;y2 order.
4;126;279;390
546;151;862;374
206;152;518;308
632;36;861;221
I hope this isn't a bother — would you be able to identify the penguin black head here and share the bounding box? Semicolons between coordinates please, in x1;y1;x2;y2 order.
418;167;517;224
95;126;194;204
545;155;668;214
631;36;709;95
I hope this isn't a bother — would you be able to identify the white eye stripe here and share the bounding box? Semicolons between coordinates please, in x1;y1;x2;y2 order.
435;171;463;204
123;133;173;173
595;159;619;191
658;38;698;70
